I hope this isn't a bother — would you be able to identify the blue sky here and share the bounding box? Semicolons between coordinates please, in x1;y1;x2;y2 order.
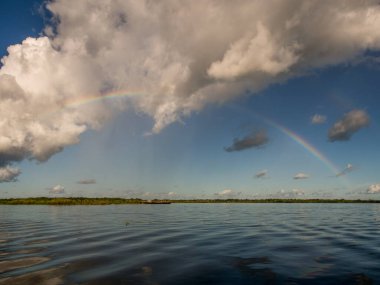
0;1;380;198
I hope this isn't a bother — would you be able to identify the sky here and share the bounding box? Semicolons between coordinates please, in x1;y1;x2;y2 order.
0;0;380;199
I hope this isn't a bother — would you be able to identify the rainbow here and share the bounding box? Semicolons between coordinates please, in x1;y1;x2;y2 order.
263;117;351;187
262;117;341;176
227;105;347;180
61;90;143;109
46;92;347;182
39;90;144;120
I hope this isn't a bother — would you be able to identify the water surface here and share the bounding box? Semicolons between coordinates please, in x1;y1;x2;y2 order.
1;204;380;284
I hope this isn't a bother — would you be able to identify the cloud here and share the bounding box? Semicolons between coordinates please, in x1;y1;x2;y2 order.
216;189;234;196
291;189;305;196
272;188;306;198
215;189;241;197
1;1;380;178
138;191;180;199
311;114;327;124
293;172;310;180
225;130;268;152
367;184;380;194
0;166;21;182
336;163;354;177
328;110;370;142
48;184;65;194
255;169;268;179
77;179;96;185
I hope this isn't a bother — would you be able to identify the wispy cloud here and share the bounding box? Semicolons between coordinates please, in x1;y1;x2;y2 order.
293;172;310;180
225;130;268;152
328;110;369;142
336;164;355;177
77;179;96;185
311;114;327;124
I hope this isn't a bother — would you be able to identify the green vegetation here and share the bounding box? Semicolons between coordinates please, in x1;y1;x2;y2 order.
0;197;379;205
0;197;145;205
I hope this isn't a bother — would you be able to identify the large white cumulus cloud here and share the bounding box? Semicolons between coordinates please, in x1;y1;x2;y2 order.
1;0;380;179
0;37;113;166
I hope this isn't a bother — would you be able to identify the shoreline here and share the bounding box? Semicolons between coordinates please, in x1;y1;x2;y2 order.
0;197;380;205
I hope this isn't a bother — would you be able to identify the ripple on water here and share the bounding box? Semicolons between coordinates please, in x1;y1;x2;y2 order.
0;204;380;284
0;256;50;274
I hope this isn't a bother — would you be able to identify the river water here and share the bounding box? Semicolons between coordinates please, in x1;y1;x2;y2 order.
1;204;380;284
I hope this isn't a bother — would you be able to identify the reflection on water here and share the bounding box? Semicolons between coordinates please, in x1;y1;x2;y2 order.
0;265;65;285
230;256;276;284
0;256;49;273
0;204;380;284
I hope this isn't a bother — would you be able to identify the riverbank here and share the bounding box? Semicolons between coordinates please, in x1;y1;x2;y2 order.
0;197;379;205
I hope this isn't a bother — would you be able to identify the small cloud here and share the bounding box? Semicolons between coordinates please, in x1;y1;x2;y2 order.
136;191;180;199
225;130;268;152
328;110;370;142
215;189;241;197
291;188;305;196
0;166;21;183
271;188;306;198
255;169;268;179
293;172;310;180
77;179;96;185
336;164;355;177
217;189;234;196
311;114;327;124
367;184;380;194
48;185;65;194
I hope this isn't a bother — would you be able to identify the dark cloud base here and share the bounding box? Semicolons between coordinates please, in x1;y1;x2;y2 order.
225;130;268;152
328;110;369;142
